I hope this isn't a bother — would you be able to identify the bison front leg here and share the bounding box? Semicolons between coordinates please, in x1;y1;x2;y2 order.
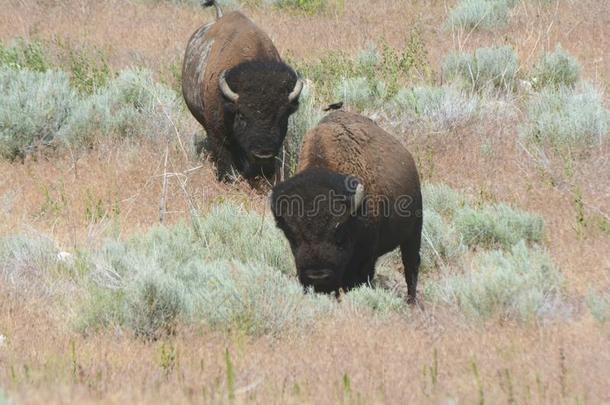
207;138;238;182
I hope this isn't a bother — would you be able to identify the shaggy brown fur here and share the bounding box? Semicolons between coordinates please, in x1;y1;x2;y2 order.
272;111;422;302
182;7;300;182
299;111;421;221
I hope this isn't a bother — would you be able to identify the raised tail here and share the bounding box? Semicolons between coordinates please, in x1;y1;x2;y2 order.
202;0;223;19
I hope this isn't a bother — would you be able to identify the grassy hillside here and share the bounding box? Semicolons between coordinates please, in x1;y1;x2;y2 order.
0;0;609;403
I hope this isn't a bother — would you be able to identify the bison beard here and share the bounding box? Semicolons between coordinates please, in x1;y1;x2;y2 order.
271;111;423;303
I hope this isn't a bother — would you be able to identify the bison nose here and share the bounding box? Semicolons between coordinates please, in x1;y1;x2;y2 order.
304;268;333;280
251;150;275;160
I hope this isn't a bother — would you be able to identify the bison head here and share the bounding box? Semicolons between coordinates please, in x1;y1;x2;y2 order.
219;61;303;176
271;168;368;293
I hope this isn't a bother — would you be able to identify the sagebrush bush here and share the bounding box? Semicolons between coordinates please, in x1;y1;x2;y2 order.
0;67;75;160
334;77;387;110
59;68;181;147
426;241;563;321
0;64;184;158
446;0;516;31
530;45;581;89
78;204;333;337
520;82;608;149
442;46;519;92
392;85;479;131
454;203;544;249
422;183;468;219
586;288;610;323
421;209;465;271
0;234;60;297
346;285;406;316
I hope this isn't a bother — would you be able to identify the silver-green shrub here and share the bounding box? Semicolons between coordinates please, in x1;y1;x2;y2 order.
60;68;181;147
426;241;563;321
530;45;581;89
422;183;469;219
453;203;545;249
520;82;608;149
586;288;610;323
446;0;516;31
442;46;519;92
421;209;466;271
0;67;76;160
392;85;479;131
345;285;406;316
333;77;387;111
0;234;60;297
79;204;340;338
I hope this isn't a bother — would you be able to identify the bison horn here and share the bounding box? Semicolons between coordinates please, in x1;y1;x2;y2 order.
219;70;239;102
351;183;365;216
288;78;303;103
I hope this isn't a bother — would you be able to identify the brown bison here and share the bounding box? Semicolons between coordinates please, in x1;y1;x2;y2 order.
182;0;303;182
271;110;423;303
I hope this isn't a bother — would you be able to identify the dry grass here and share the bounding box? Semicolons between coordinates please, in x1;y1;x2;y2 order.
2;295;610;403
1;0;607;83
1;0;609;403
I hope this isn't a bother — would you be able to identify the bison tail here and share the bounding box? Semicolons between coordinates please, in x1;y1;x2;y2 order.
202;0;223;19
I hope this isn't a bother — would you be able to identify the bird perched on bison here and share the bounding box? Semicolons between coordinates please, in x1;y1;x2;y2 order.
271;111;423;303
182;0;303;183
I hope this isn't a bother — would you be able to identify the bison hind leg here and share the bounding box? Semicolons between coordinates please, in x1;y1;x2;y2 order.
401;220;422;305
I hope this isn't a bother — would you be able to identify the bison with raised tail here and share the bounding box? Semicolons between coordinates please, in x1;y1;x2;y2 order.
182;0;303;182
271;111;423;303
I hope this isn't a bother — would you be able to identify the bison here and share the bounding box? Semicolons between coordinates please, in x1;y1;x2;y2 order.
182;0;303;182
271;110;423;303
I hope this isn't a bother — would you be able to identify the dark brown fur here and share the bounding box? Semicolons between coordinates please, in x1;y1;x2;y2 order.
272;111;422;302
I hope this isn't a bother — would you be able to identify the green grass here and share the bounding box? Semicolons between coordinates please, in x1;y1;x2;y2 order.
291;36;430;104
0;38;50;72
